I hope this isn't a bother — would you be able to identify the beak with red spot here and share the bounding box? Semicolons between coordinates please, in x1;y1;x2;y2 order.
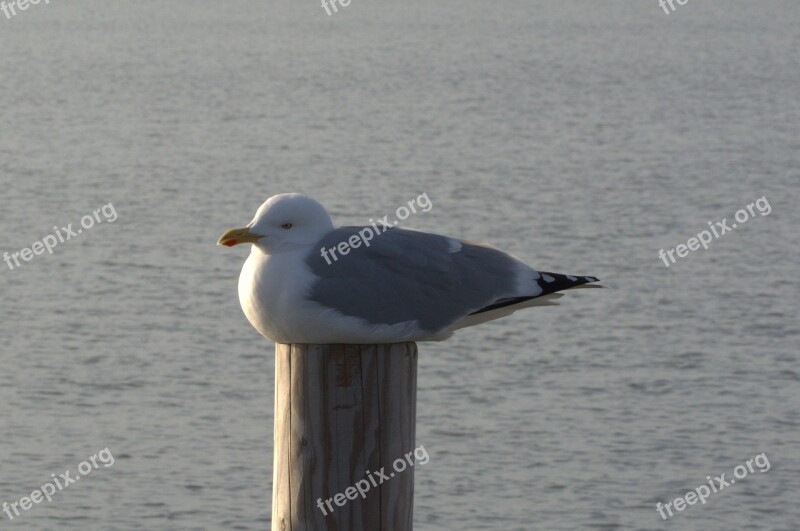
217;227;263;247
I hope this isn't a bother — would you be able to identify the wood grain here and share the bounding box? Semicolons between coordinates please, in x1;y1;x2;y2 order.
271;343;418;531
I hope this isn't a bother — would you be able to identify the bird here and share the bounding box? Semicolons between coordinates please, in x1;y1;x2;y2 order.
218;193;601;344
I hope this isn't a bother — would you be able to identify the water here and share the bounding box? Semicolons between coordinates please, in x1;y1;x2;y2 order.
1;1;798;529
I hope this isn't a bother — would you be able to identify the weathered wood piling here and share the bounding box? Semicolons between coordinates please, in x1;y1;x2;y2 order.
271;342;418;531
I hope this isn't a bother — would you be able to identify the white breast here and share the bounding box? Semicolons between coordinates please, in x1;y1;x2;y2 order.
238;246;318;342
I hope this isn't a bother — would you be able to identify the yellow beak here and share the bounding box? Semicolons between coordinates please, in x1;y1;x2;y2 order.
217;227;262;247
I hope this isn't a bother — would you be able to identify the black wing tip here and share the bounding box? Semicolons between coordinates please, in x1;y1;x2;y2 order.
469;272;600;316
536;271;601;295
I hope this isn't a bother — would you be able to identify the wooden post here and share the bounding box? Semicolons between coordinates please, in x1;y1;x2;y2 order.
271;342;418;531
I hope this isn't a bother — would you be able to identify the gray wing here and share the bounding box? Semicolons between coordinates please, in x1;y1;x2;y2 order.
305;227;521;333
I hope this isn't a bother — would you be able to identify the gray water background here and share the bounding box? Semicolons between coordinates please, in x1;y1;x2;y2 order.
1;1;798;529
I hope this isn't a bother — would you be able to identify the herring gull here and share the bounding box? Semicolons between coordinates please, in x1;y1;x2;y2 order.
218;193;601;343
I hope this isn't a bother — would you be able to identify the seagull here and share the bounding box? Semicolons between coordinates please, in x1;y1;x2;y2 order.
218;193;601;344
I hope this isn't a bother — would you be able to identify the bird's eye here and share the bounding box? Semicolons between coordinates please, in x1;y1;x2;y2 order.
281;223;293;230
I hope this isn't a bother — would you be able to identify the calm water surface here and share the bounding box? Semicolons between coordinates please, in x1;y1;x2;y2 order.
1;1;798;529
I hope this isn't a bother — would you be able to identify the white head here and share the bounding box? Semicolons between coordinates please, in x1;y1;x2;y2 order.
218;193;334;252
